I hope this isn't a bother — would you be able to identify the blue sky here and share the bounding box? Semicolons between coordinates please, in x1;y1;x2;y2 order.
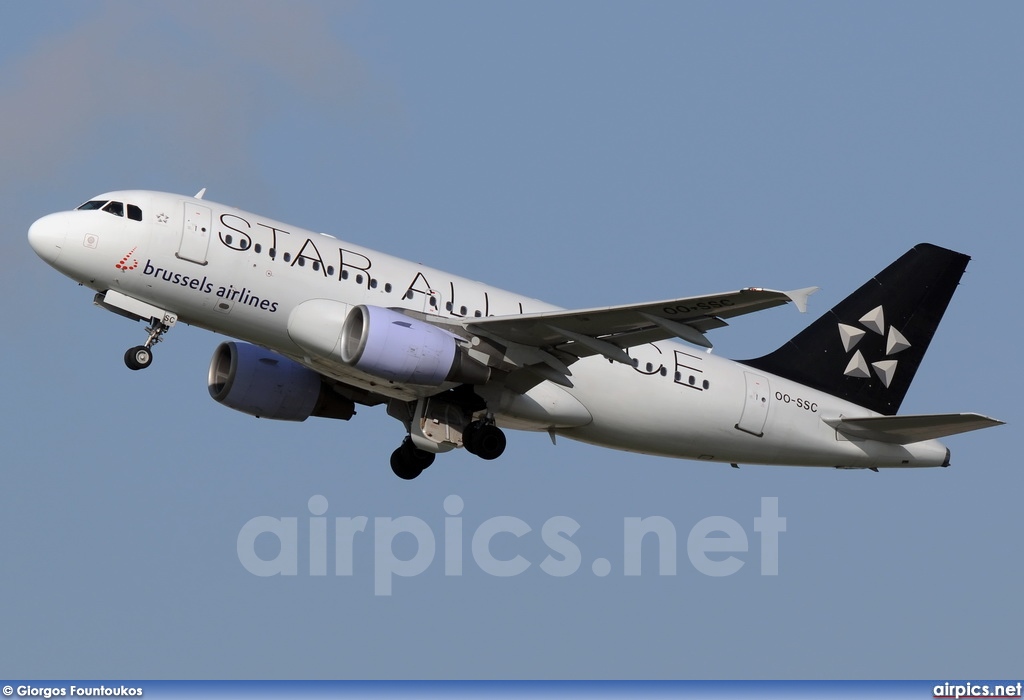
1;1;1020;679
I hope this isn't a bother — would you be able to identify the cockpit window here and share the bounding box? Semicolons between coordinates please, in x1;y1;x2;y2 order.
77;199;142;221
102;201;124;217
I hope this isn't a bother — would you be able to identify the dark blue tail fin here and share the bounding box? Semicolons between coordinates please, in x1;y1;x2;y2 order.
742;243;970;415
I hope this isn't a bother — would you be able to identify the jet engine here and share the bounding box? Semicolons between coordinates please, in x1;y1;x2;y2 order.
340;305;490;385
208;342;355;421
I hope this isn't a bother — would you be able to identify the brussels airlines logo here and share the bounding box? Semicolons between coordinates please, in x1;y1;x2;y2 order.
115;246;139;271
838;305;910;387
140;259;280;313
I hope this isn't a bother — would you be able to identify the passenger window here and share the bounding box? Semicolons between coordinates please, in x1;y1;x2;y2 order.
127;204;142;221
102;201;124;217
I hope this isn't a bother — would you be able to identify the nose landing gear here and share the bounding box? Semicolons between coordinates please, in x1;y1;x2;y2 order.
124;316;174;371
124;345;153;370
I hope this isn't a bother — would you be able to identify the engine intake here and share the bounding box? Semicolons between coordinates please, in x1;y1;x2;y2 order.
208;342;354;421
340;305;490;385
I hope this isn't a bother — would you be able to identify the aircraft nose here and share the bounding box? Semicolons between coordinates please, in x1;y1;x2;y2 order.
28;213;69;264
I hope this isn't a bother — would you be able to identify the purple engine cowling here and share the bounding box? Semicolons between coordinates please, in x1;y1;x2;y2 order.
340;305;489;385
208;341;354;421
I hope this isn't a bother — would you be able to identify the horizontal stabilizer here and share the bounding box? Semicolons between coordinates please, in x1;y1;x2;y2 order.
824;413;1004;444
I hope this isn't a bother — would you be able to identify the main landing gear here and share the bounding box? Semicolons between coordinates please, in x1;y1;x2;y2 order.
390;420;507;480
124;317;172;371
461;420;507;461
386;394;508;480
390;437;437;480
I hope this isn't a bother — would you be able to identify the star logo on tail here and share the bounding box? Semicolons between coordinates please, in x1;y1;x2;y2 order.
837;305;910;388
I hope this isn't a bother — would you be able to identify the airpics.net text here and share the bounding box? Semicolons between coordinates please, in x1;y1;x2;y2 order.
237;496;786;596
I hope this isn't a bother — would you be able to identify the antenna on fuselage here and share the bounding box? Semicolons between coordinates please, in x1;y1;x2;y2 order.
194;188;207;199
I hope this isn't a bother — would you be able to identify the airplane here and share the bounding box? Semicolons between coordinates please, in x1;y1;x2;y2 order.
27;189;1002;479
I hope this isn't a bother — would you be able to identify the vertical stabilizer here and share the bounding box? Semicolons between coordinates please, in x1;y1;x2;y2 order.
742;243;970;415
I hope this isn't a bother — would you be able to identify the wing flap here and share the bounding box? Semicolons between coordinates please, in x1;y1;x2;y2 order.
824;413;1004;444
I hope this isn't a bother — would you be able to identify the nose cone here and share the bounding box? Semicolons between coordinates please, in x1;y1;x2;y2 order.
28;212;69;264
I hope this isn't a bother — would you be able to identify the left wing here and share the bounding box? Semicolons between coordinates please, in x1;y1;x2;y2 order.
467;287;817;359
461;287;816;390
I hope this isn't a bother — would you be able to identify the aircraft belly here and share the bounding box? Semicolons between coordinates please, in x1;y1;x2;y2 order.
485;382;593;431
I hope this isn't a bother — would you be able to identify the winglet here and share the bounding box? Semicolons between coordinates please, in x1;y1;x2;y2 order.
784;286;819;314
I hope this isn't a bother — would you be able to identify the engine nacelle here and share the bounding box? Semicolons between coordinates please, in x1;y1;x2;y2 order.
208;342;355;421
340;305;490;385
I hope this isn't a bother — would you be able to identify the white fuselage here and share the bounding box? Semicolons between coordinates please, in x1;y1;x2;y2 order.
30;190;950;468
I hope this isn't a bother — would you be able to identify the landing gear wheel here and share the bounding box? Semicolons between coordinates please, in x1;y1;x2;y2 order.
390;438;436;480
463;422;506;460
124;345;153;371
390;452;422;481
122;315;174;371
462;422;479;454
474;424;506;460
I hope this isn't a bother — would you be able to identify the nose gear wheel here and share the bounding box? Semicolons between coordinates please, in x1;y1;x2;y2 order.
123;317;172;370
